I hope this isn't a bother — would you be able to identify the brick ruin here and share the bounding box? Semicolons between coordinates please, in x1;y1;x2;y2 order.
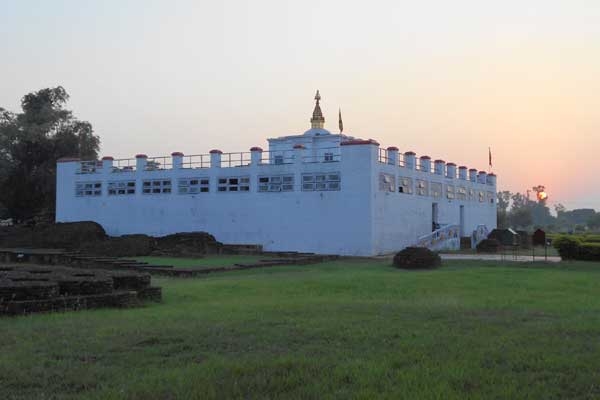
0;264;161;316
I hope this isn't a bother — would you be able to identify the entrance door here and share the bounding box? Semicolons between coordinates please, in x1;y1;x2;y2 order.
432;203;439;231
459;205;465;236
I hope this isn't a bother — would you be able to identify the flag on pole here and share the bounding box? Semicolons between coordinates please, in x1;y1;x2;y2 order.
338;108;344;133
488;147;492;169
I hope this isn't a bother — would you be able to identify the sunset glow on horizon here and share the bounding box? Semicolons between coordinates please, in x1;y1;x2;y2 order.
1;0;599;210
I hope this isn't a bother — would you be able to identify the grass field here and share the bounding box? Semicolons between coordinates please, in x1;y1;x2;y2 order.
134;255;270;268
2;259;600;399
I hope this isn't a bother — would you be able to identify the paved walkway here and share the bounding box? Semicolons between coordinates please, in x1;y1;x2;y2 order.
440;253;562;263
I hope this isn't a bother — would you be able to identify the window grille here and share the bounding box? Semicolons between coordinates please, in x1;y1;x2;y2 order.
456;186;467;200
218;176;250;192
324;152;334;162
399;177;413;194
487;191;495;204
178;178;209;194
108;181;135;196
258;175;294;192
75;182;102;197
431;182;442;198
468;189;476;201
142;179;172;194
379;173;395;192
446;185;455;199
416;180;428;196
302;172;340;191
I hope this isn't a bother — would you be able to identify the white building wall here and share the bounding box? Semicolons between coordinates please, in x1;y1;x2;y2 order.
56;141;496;256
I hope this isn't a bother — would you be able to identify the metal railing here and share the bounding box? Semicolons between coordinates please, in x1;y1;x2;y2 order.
220;152;251;168
111;158;136;173
144;156;173;171
76;161;103;174
182;154;210;169
416;224;461;251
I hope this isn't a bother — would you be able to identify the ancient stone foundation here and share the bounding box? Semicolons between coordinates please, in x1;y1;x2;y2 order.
0;264;161;316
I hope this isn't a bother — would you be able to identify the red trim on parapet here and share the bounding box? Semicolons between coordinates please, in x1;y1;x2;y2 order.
446;162;456;166
209;149;223;154
57;157;80;163
469;168;478;172
488;173;496;177
434;159;445;163
101;156;114;161
250;147;263;152
135;154;148;159
420;155;431;160
387;146;399;151
458;166;467;169
404;151;416;155
171;152;184;156
340;139;380;146
479;170;487;174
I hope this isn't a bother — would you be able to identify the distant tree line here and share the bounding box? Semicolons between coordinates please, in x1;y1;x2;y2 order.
0;87;100;222
497;189;600;233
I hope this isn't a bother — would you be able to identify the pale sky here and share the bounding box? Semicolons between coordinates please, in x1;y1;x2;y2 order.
1;0;599;210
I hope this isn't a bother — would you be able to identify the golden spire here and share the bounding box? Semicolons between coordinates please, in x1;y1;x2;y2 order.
310;90;325;129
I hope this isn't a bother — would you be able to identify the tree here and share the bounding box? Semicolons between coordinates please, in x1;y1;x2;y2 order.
509;207;533;229
0;87;100;221
588;213;600;231
496;190;511;229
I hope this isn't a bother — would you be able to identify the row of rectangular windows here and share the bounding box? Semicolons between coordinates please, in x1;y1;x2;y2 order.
379;174;495;203
75;173;342;197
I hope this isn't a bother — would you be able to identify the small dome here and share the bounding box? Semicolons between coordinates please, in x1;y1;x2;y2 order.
303;127;331;136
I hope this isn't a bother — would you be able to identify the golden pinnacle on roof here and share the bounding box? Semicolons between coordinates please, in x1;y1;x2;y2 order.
310;90;325;129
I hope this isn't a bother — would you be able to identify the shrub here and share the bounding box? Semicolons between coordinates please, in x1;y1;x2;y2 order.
393;247;441;270
476;239;501;253
578;243;600;261
552;236;581;260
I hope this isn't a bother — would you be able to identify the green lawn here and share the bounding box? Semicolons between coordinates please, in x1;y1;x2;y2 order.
2;259;600;399
134;255;270;268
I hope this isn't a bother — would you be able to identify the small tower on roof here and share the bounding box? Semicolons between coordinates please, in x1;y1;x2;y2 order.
310;90;325;129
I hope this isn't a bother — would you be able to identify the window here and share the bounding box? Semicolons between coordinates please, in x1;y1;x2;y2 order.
302;172;340;191
178;177;209;194
108;181;135;196
446;185;455;199
379;173;395;192
479;191;485;202
468;188;476;201
75;182;102;197
416;180;428;196
218;176;250;192
399;177;413;194
487;191;495;204
274;155;284;165
430;182;442;198
456;186;467;200
142;179;171;194
258;175;294;192
324;152;334;162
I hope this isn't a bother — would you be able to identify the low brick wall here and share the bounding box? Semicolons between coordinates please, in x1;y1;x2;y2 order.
0;264;161;316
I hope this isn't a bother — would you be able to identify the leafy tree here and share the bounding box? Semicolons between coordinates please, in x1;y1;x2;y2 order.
588;213;600;231
0;87;100;222
509;207;533;229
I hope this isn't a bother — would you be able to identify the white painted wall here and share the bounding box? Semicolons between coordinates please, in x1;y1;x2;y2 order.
56;135;496;256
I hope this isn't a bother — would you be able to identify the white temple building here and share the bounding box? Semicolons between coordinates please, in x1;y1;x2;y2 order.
56;92;497;256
